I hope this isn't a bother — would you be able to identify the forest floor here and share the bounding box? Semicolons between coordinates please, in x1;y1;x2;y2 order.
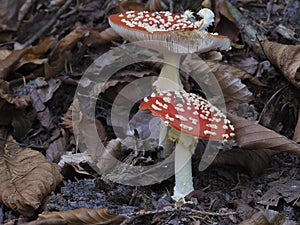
0;0;299;224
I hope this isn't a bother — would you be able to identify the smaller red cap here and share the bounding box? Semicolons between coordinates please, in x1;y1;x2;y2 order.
140;90;235;141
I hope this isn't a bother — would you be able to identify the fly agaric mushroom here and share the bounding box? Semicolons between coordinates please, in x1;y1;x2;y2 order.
109;9;231;91
140;90;235;202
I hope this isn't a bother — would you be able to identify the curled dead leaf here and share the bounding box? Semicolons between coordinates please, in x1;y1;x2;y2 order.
0;139;63;216
37;208;128;224
263;40;300;89
227;113;300;156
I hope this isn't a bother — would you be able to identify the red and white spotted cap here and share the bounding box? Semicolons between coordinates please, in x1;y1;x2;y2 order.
140;90;235;141
108;11;231;54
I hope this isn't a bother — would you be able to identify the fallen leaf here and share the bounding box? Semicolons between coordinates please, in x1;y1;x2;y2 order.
58;151;92;171
36;208;127;225
214;0;240;42
183;56;254;108
0;37;54;73
0;46;33;79
262;40;300;89
227;113;300;156
293;109;300;143
45;26;89;79
0;137;63;216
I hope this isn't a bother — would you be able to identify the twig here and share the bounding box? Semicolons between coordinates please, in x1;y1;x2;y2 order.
123;206;237;223
21;0;73;48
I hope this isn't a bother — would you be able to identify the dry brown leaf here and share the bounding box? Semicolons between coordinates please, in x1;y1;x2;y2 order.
293;109;300;143
205;60;253;82
31;37;56;56
0;37;54;73
214;0;240;42
183;56;253;108
0;46;33;79
227;113;300;156
45;26;89;79
84;28;120;46
263;40;300;89
0;140;63;216
36;208;127;225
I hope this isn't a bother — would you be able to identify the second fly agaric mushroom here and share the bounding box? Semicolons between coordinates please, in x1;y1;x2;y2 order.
140;90;235;202
109;9;231;91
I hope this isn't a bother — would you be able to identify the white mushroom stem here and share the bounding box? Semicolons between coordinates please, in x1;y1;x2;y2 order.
152;51;183;91
169;130;196;202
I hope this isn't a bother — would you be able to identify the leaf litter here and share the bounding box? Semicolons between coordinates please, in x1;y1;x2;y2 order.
0;0;300;224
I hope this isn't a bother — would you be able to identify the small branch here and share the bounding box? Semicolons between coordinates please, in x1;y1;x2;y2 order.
21;0;73;48
123;206;237;223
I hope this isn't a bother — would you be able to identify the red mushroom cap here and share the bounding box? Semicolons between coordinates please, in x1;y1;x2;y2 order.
140;90;235;141
108;11;231;54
